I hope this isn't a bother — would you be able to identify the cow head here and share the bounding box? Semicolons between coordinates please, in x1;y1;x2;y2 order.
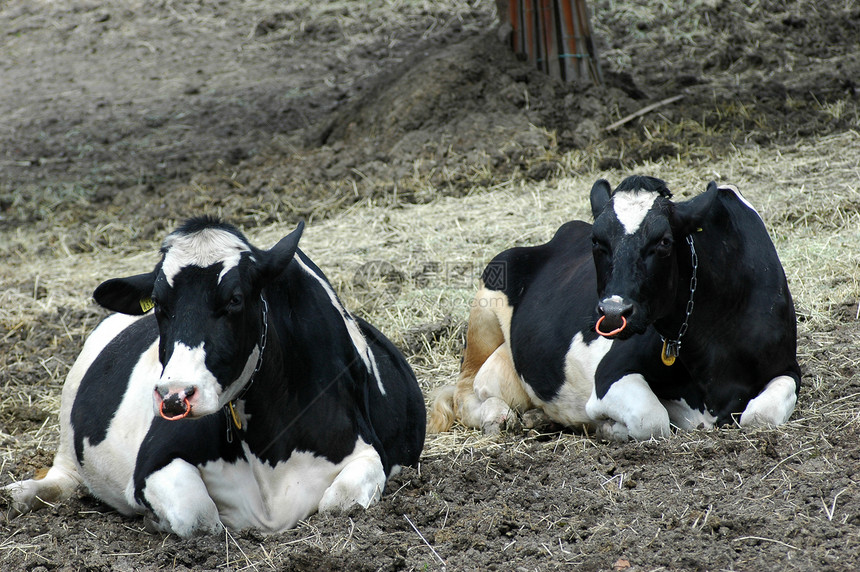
93;217;304;420
589;176;716;339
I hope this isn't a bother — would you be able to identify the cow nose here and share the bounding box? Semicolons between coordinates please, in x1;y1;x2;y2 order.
154;386;195;420
596;298;634;337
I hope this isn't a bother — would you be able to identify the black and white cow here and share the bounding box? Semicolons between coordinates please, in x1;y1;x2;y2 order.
6;217;425;536
428;175;800;440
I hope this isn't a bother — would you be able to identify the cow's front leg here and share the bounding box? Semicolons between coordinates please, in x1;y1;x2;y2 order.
586;374;671;441
740;375;798;428
140;459;221;537
319;445;386;513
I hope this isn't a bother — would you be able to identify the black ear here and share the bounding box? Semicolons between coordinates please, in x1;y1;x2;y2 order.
672;181;719;235
590;179;612;220
93;271;158;315
260;221;305;281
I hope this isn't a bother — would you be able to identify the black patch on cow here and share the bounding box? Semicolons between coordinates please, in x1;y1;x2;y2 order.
170;215;250;247
483;260;508;290
357;317;426;469
133;413;240;509
593;328;696;403
487;221;601;402
71;315;159;465
661;186;801;422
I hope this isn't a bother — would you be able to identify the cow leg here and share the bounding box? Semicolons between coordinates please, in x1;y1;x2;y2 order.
428;287;531;433
140;459;221;538
4;445;82;514
661;398;717;430
319;447;386;513
586;374;671;441
469;343;532;433
739;375;798;428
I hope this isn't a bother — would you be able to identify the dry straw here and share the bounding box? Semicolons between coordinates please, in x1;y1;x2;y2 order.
2;132;859;466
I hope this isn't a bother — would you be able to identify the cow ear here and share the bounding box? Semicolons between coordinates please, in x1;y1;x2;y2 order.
590;179;612;220
261;221;305;280
93;271;158;315
672;181;719;235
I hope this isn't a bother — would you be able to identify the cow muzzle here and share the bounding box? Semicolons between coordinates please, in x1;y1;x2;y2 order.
595;297;635;338
154;386;196;420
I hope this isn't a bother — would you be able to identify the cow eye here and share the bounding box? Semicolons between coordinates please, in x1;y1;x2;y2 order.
656;236;673;255
592;237;609;255
151;296;170;320
226;293;244;312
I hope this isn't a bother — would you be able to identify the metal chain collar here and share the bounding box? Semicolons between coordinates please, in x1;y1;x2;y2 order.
662;234;697;360
225;294;269;442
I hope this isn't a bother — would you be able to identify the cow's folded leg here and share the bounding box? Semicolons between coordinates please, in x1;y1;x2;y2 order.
4;454;82;514
586;374;671;441
319;450;386;513
479;397;518;435
739;375;798;428
140;459;221;538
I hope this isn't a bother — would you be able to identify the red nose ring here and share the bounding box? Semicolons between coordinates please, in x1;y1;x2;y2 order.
160;398;191;421
595;315;627;338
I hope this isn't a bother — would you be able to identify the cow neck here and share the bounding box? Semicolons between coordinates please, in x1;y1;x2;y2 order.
224;293;268;442
659;234;697;365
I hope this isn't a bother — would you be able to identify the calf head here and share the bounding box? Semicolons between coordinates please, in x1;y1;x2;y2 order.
589;176;716;339
93;217;304;420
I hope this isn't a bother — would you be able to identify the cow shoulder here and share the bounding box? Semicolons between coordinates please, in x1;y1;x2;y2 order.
483;220;592;306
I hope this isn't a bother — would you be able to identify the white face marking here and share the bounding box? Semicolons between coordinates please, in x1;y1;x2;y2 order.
158;342;220;415
293;255;386;396
613;190;658;235
161;228;252;287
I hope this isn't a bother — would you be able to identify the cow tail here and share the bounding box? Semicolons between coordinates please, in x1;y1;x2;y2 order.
427;384;456;433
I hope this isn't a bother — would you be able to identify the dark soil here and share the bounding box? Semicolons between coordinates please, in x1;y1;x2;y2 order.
1;0;859;570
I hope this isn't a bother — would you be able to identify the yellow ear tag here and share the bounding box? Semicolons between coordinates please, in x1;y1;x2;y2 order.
140;298;155;313
661;339;676;366
228;401;242;430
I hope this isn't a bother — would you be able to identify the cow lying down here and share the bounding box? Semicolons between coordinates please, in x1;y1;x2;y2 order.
6;217;425;537
429;175;801;440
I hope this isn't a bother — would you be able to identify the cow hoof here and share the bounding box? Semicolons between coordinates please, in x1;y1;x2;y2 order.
521;409;556;432
478;397;516;435
593;420;630;442
481;419;503;436
482;412;521;435
319;499;363;516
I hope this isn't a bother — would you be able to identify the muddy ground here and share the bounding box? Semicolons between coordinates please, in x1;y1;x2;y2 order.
1;0;860;570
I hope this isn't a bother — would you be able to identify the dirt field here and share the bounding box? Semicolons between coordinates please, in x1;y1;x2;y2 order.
1;0;859;570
